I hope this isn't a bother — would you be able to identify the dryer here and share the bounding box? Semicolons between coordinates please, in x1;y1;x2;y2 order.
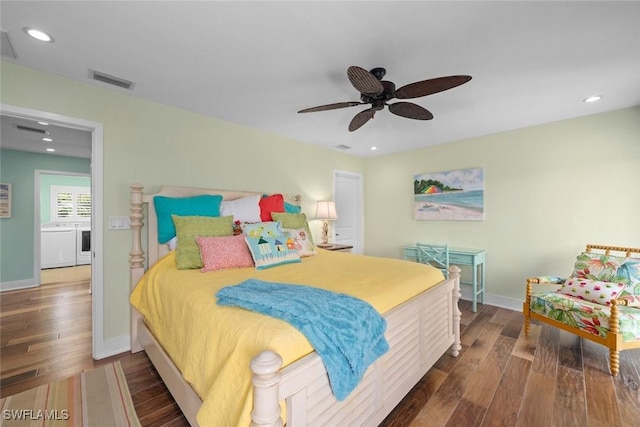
76;224;91;265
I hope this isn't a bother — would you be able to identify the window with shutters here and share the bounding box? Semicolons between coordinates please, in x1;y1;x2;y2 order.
51;185;91;222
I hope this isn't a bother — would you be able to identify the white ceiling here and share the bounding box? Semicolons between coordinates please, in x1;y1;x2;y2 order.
1;1;639;158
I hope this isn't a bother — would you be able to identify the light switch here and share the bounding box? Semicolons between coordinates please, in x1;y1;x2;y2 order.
108;216;130;230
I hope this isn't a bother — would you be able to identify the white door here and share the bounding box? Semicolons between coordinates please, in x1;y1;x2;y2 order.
333;170;363;254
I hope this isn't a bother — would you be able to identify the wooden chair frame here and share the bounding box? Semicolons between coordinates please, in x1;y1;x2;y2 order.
523;244;640;376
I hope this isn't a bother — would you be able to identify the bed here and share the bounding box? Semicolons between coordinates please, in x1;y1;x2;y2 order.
128;184;462;427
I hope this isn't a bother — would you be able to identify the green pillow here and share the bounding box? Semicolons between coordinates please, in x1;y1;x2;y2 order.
271;212;314;244
173;215;234;269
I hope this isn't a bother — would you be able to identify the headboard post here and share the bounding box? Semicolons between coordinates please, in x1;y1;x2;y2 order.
129;183;145;353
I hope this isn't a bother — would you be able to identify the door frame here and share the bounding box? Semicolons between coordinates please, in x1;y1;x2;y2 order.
333;170;364;254
1;103;105;359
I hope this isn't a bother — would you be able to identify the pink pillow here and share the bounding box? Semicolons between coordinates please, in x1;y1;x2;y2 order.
557;277;625;306
195;234;254;272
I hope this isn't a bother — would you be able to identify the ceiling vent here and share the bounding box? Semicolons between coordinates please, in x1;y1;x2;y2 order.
16;125;49;135
90;69;135;90
1;31;17;59
335;144;351;150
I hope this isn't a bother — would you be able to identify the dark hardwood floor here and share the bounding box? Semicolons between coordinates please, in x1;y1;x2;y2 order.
2;270;639;426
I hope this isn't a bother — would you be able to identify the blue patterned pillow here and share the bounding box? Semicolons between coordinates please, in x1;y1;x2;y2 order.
241;221;284;239
244;236;301;270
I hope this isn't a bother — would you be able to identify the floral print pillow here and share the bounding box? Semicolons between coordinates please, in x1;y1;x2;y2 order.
558;277;625;306
571;252;640;296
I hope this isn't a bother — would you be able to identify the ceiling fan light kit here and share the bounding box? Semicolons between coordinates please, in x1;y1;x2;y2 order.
298;66;471;131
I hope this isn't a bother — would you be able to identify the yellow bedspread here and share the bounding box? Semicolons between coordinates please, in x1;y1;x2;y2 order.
129;249;444;427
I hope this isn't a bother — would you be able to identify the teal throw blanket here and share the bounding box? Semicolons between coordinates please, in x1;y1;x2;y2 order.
216;279;389;401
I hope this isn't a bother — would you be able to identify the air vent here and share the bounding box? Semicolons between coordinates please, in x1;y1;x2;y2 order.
335;144;351;150
90;70;135;90
1;31;17;59
16;125;49;135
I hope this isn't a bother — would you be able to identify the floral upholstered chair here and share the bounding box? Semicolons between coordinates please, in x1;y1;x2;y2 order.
523;244;640;376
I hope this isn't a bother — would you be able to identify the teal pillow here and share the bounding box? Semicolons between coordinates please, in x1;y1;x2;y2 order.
285;202;302;213
154;195;222;243
173;215;234;269
245;236;301;270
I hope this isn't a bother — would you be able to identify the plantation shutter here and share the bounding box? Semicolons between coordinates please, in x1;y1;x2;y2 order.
51;185;91;222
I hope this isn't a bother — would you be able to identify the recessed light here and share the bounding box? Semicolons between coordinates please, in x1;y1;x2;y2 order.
583;95;602;103
37;121;49;126
42;137;53;142
46;148;55;152
24;27;54;43
370;146;378;151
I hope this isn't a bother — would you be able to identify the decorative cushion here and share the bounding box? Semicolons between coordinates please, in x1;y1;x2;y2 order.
530;291;640;342
244;236;301;270
196;235;254;272
271;212;314;244
259;194;285;221
284;228;317;257
571;252;640;296
172;215;234;269
153;195;222;243
219;195;261;223
557;277;626;305
241;221;284;239
285;201;302;213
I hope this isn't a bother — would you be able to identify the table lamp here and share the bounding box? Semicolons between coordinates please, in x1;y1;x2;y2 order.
314;201;337;247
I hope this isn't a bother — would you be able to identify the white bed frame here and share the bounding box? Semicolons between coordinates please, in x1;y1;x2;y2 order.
129;184;461;427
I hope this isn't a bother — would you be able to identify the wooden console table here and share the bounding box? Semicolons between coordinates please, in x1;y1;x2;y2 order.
403;245;486;312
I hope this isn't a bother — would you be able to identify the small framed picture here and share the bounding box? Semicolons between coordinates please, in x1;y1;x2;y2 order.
0;183;12;218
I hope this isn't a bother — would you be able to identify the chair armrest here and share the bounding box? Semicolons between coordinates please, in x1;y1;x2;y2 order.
527;276;566;285
612;295;640;308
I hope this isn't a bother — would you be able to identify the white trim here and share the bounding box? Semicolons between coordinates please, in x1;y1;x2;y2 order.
1;103;106;359
0;278;38;292
93;334;130;360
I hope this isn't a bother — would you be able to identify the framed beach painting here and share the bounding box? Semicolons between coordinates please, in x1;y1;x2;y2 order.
0;183;11;218
414;168;484;221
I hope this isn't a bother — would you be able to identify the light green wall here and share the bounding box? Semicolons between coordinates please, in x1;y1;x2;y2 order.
1;62;364;340
40;174;91;224
364;107;640;304
0;149;91;282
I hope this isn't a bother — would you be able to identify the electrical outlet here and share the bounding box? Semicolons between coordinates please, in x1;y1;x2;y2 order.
108;216;130;230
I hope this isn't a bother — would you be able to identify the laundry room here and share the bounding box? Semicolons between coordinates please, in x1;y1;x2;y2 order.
40;173;91;270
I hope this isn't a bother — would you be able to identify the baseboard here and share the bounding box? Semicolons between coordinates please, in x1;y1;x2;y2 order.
458;287;522;312
93;334;130;360
0;278;37;292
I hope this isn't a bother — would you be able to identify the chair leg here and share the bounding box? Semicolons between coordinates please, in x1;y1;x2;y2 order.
609;349;620;376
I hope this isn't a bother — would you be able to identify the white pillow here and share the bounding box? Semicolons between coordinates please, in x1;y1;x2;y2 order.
220;195;261;223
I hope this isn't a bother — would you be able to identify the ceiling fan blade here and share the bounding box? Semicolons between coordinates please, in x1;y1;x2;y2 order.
298;101;363;113
394;75;472;99
347;66;384;96
388;102;434;120
348;108;376;132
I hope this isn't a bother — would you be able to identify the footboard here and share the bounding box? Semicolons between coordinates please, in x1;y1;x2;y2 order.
252;266;462;427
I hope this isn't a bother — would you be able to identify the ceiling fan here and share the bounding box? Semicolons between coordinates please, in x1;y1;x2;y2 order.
298;66;472;131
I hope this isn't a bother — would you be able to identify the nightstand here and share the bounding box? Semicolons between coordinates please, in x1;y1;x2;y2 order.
317;244;353;253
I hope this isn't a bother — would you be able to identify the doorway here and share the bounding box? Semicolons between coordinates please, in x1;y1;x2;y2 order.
0;103;104;359
333;170;364;254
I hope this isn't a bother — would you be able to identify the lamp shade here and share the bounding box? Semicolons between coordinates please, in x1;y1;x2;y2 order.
314;201;337;220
